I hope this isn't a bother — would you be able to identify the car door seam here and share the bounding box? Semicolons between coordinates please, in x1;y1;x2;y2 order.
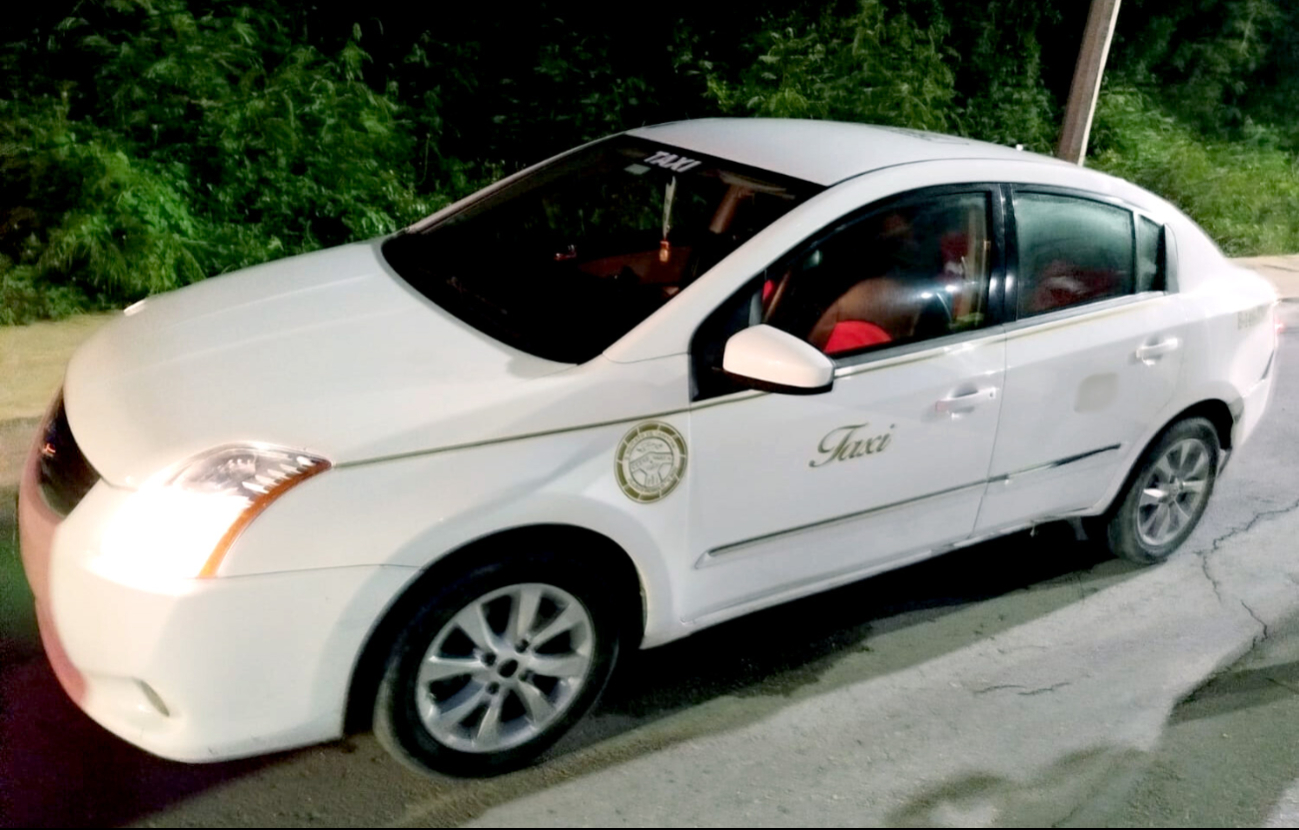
699;443;1124;568
696;479;988;566
986;444;1123;483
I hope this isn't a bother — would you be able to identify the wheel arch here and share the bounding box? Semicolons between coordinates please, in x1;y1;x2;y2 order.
1091;400;1229;563
343;523;645;733
1173;398;1235;452
1098;397;1234;522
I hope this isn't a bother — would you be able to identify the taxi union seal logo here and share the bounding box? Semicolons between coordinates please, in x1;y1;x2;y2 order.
615;421;687;503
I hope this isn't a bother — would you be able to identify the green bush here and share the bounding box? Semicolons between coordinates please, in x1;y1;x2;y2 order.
4;0;1299;325
0;99;205;323
0;3;440;323
1090;85;1299;256
943;0;1059;152
702;1;957;130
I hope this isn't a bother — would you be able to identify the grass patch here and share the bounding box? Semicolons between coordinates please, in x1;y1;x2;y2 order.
0;486;41;665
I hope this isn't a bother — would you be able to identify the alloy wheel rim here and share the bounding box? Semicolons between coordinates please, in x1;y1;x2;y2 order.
414;583;594;754
1136;438;1212;549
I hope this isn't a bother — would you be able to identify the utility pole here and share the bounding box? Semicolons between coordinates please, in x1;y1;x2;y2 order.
1057;0;1122;165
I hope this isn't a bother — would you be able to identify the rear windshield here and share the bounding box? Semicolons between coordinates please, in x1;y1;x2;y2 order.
382;137;822;363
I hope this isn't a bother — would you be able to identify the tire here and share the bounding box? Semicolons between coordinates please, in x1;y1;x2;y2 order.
1100;417;1220;565
373;549;623;776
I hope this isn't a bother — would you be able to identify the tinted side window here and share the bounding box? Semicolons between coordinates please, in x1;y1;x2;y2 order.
1013;193;1134;317
1136;215;1166;292
762;193;994;358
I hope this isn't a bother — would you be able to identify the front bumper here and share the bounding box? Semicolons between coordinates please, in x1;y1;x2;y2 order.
18;432;414;763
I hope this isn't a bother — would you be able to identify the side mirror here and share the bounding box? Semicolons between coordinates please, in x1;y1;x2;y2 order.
722;325;834;395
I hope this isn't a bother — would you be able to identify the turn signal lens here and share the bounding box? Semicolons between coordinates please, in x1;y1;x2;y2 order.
98;446;330;584
171;447;331;578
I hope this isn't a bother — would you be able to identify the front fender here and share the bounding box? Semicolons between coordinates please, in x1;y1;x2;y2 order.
220;419;691;647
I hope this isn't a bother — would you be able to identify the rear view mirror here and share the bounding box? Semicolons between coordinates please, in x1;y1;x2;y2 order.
722;325;834;395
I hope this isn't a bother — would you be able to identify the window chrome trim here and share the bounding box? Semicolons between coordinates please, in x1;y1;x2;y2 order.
831;326;1007;379
1004;183;1178;325
1163;223;1180;293
1001;291;1169;338
1008;183;1169;231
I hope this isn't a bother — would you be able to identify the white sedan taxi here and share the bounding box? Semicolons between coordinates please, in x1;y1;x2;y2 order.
19;119;1278;775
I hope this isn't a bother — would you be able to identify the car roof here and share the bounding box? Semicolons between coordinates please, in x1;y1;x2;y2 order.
627;118;1073;186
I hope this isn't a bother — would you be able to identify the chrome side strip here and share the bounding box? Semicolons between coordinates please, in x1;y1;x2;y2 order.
987;444;1122;484
698;443;1123;569
687;545;943;623
696;479;987;567
1001;293;1165;339
334;407;695;469
338;385;775;470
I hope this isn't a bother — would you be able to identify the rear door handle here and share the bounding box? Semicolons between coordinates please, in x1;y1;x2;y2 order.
936;386;998;414
1135;337;1180;364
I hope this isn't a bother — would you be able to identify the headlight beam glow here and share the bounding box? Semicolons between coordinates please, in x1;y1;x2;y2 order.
96;446;331;584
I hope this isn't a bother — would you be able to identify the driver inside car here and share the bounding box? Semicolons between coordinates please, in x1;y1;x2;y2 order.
771;205;987;355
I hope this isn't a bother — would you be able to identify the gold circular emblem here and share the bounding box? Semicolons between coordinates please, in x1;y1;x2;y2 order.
615;421;687;503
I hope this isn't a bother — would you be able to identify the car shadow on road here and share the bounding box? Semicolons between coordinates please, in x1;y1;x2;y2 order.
0;519;1134;828
0;659;276;829
1;484;279;829
1170;658;1299;724
563;523;1129;746
879;618;1299;829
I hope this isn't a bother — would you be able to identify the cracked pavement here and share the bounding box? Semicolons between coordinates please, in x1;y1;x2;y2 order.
4;312;1299;827
454;312;1299;828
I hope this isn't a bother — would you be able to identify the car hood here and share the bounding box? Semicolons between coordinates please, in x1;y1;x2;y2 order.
63;240;575;487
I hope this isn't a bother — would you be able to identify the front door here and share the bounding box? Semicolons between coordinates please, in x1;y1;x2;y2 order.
683;188;1008;624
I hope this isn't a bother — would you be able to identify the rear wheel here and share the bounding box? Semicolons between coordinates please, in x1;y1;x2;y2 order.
1100;417;1219;564
373;551;622;776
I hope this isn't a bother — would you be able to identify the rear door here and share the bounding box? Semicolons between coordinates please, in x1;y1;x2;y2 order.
976;187;1188;532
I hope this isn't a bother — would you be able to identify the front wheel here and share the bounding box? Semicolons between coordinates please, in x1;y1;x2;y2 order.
1101;417;1220;565
373;554;621;776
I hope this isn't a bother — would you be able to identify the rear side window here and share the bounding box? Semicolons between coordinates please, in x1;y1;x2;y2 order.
1013;193;1134;317
1136;215;1166;292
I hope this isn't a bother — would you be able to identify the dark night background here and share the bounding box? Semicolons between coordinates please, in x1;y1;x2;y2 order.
3;0;1297;322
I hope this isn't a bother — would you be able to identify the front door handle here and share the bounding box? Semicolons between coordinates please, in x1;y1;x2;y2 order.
1135;337;1180;364
936;386;998;414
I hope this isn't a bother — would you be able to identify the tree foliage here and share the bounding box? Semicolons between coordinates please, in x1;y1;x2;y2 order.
701;1;956;131
1;1;436;322
3;0;1299;322
1089;85;1299;257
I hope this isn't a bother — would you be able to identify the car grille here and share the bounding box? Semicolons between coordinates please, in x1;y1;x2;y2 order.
38;395;100;516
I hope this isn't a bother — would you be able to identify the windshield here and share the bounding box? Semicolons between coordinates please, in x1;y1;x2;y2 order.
382;137;822;363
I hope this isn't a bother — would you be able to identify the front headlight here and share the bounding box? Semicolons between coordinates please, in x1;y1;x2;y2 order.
97;445;330;583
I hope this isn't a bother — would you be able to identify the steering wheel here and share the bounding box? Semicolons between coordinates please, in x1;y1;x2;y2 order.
913;281;955;340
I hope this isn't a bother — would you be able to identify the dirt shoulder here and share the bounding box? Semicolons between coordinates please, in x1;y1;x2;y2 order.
0;313;116;423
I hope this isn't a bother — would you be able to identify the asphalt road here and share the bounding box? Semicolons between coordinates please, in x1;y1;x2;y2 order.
3;308;1299;828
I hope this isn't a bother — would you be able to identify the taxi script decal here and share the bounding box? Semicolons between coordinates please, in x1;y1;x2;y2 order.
616;422;688;503
644;151;703;173
810;423;894;468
